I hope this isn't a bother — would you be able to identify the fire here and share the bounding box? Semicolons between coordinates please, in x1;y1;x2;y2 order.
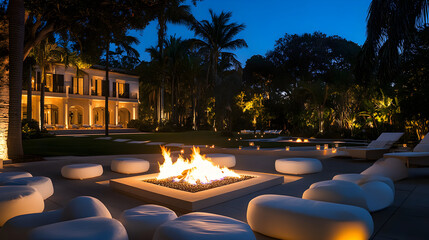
296;138;302;142
157;146;240;185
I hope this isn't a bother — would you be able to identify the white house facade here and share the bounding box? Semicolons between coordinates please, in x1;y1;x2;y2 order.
21;64;139;129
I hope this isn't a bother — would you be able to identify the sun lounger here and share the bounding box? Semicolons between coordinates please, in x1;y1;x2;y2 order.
338;132;404;160
384;133;429;167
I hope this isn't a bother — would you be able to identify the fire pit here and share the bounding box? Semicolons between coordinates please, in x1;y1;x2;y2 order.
110;147;283;211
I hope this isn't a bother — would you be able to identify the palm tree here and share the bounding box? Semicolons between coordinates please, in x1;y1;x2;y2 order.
30;39;63;130
164;36;189;124
151;0;195;124
362;0;428;82
6;0;25;161
192;9;247;130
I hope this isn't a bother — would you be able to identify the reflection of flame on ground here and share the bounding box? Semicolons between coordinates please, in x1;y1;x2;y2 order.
157;146;240;185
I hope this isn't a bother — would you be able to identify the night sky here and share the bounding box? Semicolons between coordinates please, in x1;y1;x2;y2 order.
130;0;372;65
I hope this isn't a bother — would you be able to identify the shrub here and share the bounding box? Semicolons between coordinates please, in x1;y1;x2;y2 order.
127;119;141;129
22;119;54;139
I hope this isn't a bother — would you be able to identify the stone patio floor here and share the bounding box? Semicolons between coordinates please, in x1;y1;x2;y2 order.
2;151;429;240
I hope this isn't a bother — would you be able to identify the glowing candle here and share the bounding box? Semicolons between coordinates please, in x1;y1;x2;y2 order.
285;146;290;151
332;147;337;153
249;142;255;147
239;146;242;150
403;144;407;148
303;139;309;143
180;149;185;154
256;145;260;150
324;144;329;150
316;145;321;150
335;143;339;148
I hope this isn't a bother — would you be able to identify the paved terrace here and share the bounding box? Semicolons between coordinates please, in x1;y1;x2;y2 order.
2;151;429;240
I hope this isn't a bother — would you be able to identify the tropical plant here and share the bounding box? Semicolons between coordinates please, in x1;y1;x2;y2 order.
361;0;429;83
192;10;247;130
150;0;196;124
29;38;64;130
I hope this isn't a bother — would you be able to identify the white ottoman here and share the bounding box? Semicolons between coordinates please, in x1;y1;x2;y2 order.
333;173;395;193
361;158;408;181
111;158;150;174
153;212;256;240
302;180;368;210
0;186;44;226
1;196;111;239
3;177;54;200
120;205;177;240
29;217;128;240
63;196;112;220
0;172;33;184
206;154;236;168
247;194;373;240
275;158;322;175
61;164;103;180
361;181;394;212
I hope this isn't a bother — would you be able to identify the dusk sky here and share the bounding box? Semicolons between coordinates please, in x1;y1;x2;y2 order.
131;0;372;65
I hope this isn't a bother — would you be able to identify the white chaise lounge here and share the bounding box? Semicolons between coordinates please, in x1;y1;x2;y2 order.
338;132;404;160
384;133;429;167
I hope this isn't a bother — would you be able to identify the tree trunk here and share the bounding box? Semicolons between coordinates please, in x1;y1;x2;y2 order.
171;74;175;124
192;78;197;130
157;15;166;125
0;15;10;166
7;0;25;160
105;43;110;136
27;64;32;121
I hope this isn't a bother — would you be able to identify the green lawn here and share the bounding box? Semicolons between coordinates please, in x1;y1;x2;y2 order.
23;131;342;157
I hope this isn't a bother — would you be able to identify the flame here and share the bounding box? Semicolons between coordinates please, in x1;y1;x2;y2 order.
157;146;240;185
296;138;302;142
303;139;309;143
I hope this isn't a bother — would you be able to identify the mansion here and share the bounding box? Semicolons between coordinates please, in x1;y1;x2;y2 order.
22;64;139;129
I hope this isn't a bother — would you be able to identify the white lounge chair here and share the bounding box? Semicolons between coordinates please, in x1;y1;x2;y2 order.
384;133;429;167
338;132;404;160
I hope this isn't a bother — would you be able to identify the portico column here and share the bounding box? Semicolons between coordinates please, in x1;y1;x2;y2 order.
65;86;69;129
89;100;93;126
133;104;137;120
115;102;119;125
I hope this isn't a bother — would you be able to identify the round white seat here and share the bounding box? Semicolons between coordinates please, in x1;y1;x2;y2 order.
61;164;103;180
247;194;373;240
1;196;112;239
302;180;368;210
120;204;177;240
275;158;322;175
29;217;127;240
360;181;394;212
0;186;44;226
3;177;54;200
205;154;236;168
333;173;395;193
0;172;33;184
111;158;150;174
62;196;112;220
153;212;256;240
